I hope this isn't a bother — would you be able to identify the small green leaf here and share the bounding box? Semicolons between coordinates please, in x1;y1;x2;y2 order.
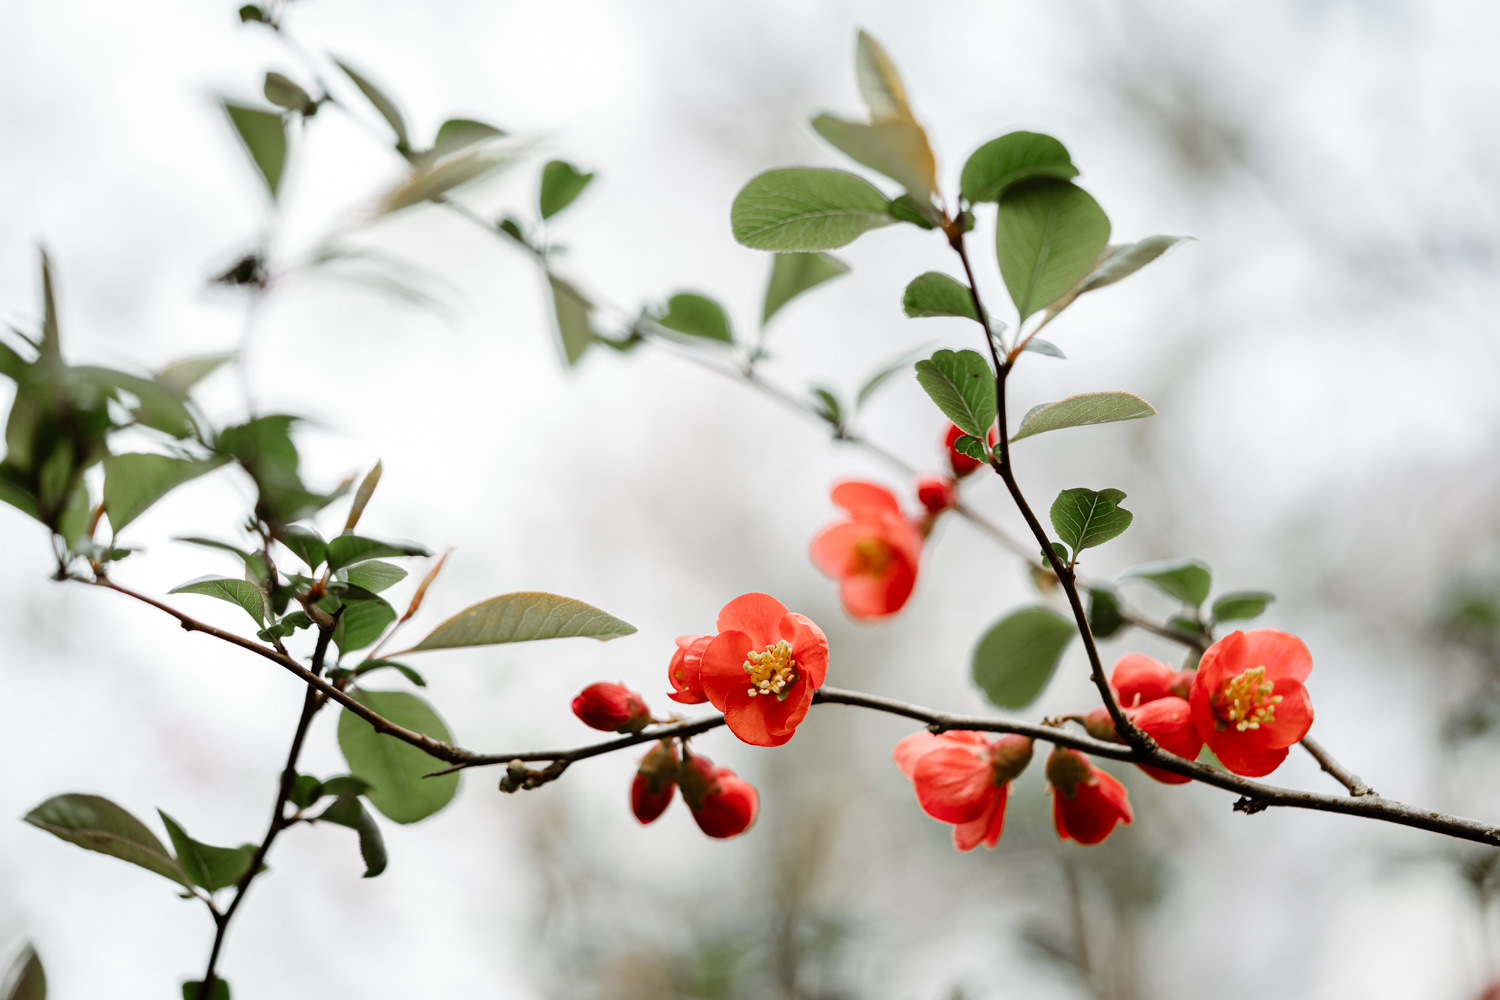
316;794;388;877
1021;338;1066;359
888;193;940;229
257;611;311;643
971;605;1076;709
338;689;459;824
1087;584;1125;639
320;775;373;797
263;72;314;115
1167;615;1204;638
155;354;234;395
1119;558;1213;608
996;179;1111;321
854;30;914;122
238;5;263;22
379;147;519;214
810;114;935;196
168;576;265;624
854;345;929;412
913;349;995;438
1211;590;1275;623
3;944;44;1000
353;659;427;687
730;168;894;252
1011;392;1156;442
344;460;383;533
762;252;849;326
222;102;287;199
902;272;978;320
1043;541;1071;566
1079;236;1192;294
960;131;1078;203
547;274;594;367
24;794;189;887
102;454;228;533
326;534;430;571
430;118;506;159
401;592;637;652
1049;488;1133;557
181;980;230;1000
342;560;407;593
538;159;595;220
809;386;843;427
288;774;324;810
334;59;409;150
656;293;734;344
952;434;988;463
276;525;326;570
320;591;397;656
157;812;256;893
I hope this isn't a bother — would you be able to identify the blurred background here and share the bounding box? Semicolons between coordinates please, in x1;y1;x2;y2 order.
3;0;1500;997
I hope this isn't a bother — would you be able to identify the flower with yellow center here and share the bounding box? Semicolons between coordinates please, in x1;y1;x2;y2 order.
743;639;798;699
1212;665;1283;732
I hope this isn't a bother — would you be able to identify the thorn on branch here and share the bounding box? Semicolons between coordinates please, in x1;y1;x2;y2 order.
499;758;568;793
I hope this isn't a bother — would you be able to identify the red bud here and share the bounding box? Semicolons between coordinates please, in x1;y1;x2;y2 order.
915;474;958;515
678;751;758;839
571;682;652;733
631;740;679;824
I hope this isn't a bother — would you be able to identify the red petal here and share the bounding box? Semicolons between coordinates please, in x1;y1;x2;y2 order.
912;745;995;823
715;593;787;646
782;613;829;688
1240;629;1313;684
1110;653;1177;707
1206;729;1291;777
830;480;902;517
1255;679;1314;749
809;521;869;578
1195;630;1248;699
691;768;759;838
952;786;1008;851
699;630;752;711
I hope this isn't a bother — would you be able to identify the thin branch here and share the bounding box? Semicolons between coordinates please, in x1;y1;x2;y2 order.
1300;735;1376;797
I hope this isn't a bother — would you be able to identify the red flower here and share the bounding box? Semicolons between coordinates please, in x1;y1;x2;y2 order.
1189;629;1314;777
631;740;679;824
893;731;1033;851
944;422;998;478
667;634;712;705
915;474;957;515
1081;698;1202;785
1046;747;1133;845
571;682;651;733
1110;653;1191;707
700;593;828;747
677;751;758;839
810;481;924;620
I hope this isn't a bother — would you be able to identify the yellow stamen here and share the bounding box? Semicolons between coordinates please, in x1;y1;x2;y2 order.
1214;665;1282;732
743;639;799;699
850;538;893;576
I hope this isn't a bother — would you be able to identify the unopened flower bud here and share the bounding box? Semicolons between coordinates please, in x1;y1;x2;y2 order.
943;423;998;478
1045;746;1094;798
571;681;652;733
915;474;958;515
988;734;1034;785
677;751;758;839
1081;706;1121;743
631;740;679;824
1046;746;1133;845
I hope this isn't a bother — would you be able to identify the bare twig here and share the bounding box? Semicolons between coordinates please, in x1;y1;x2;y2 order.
1300;735;1376;797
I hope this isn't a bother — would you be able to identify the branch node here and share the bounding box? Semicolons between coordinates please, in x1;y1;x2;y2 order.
1233;796;1270;816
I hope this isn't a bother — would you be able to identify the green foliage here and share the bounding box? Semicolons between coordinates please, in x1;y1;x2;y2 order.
656;293;734;344
1011;391;1156;442
155;354;233;395
334;59;409;152
730;169;894;251
996;179;1110;321
762;252;849;326
169;576;266;624
1078;236;1192;293
1049;488;1133;558
953;434;988;463
342;560;407;593
326;534;430;571
1211;590;1275;623
854;30;912;122
353;658;427;687
158;812;257;893
902;272;979;320
316;794;388;877
1022;338;1066;359
379;147;520;214
216;415;345;529
3;945;45;1000
538;160;595;220
344;460;382;533
1120;558;1213;608
971;605;1075;709
24;794;190;888
237;4;263;22
401;592;637;652
809;386;844;428
181;980;229;1000
263;73;315;116
810;115;935;196
258;611;311;642
1087;583;1125;639
430;119;506;160
102;454;227;533
888;193;940;229
547;274;594;366
221;102;287;199
338;689;460;824
319;589;397;656
913;349;995;438
960;131;1078;203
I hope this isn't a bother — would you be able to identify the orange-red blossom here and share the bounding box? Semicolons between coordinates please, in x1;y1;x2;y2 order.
810;481;923;621
893;731;1034;851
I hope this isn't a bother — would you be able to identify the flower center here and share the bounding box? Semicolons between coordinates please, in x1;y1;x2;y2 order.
1213;665;1282;732
743;639;799;699
850;538;893;576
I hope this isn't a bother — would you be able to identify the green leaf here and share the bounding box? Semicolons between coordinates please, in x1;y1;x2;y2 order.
344;460;382;533
912;349;995;438
1119;558;1212;608
156;354;233;395
288;774;324;810
1022;338;1066;359
23;794;189;887
952;434;988;463
238;4;263;22
181;980;230;1000
175;537;268;579
538;159;595;220
762;252;849;326
222;102;287;199
809;386;843;427
730;168;894;252
854;345;929;412
401;592;637;652
547;275;594;367
342;560;407;594
320;591;397;656
1078;235;1192;294
854;30;914;122
379;147;519;214
902;272;978;320
810;115;935;196
168;576;265;624
354;659;427;687
316;795;388;877
337;689;459;824
257;611;311;643
263;72;314;115
334;59;409;151
430;118;506;159
996;179;1110;321
320;775;373;797
278;524;326;570
3;945;45;1000
960;132;1078;203
102;454;228;533
1087;583;1125;640
888;193;940;229
1049;488;1133;556
157;812;256;893
217;415;345;528
1011;391;1156;442
326;534;430;571
1211;590;1275;623
971;605;1076;710
656;293;734;345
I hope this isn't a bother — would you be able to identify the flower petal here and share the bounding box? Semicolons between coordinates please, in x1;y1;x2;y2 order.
1239;629;1313;684
1254;679;1313;749
715;593;788;646
1206;730;1290;777
953;786;1008;851
1111;653;1177;708
912;745;995;823
782;613;829;687
699;630;753;710
830;480;903;517
810;521;874;578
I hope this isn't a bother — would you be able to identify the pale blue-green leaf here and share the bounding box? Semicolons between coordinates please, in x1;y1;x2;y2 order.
913;349;995;438
103;454;228;532
24;794;189;887
996;179;1111;321
168;576;265;624
810;114;935;196
1011;392;1155;442
1079;235;1193;293
1119;558;1212;608
337;689;459;824
972;605;1076;709
762;253;849;326
902;272;978;320
960;131;1078;203
401;592;637;652
730;168;894;252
